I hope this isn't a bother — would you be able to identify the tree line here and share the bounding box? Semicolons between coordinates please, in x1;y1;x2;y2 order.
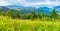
0;9;60;21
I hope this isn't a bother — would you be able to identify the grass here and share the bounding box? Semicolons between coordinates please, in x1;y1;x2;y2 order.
0;16;60;31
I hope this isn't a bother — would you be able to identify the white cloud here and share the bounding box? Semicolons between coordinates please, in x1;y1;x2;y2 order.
21;0;60;7
0;0;13;6
0;0;60;7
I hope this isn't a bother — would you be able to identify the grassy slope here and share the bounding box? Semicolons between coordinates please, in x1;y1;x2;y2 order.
0;16;60;31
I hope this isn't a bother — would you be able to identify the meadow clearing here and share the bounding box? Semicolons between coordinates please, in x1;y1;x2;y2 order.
0;16;60;31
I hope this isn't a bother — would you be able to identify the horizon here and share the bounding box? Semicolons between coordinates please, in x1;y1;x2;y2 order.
0;0;60;7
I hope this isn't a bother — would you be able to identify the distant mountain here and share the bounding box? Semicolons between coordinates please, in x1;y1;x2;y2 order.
6;5;25;9
54;6;60;9
5;5;36;14
5;5;52;15
54;6;60;11
36;7;52;15
0;5;59;15
0;6;20;13
0;6;9;12
54;6;60;13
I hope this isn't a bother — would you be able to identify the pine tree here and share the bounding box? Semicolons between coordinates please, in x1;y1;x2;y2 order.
6;10;12;16
31;12;37;21
15;13;20;19
37;14;42;20
0;12;2;16
51;9;58;21
6;10;15;18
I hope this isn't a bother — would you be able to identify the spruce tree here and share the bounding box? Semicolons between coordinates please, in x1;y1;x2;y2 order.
16;13;20;19
31;12;37;21
51;9;58;21
6;10;14;16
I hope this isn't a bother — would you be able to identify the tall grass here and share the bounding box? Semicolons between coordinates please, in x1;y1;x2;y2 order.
0;16;60;31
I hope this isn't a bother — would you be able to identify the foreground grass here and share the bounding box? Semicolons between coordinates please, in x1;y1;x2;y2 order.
0;16;60;31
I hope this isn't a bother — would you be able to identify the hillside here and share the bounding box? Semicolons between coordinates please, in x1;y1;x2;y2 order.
0;5;59;15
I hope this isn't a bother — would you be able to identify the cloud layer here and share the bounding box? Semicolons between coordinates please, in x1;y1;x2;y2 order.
0;0;60;7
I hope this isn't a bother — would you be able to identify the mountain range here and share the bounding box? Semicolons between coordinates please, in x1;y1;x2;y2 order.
0;5;60;15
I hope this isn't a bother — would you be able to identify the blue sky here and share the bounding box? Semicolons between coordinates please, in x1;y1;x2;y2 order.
0;0;60;7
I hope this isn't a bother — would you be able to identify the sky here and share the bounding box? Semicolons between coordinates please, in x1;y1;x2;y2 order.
0;0;60;7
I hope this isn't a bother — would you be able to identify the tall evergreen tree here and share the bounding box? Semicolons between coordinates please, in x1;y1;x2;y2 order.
37;14;42;20
51;9;58;21
6;10;14;16
31;12;37;21
15;13;20;19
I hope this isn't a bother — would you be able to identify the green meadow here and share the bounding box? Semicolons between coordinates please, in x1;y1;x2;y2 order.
0;9;59;31
0;16;60;31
